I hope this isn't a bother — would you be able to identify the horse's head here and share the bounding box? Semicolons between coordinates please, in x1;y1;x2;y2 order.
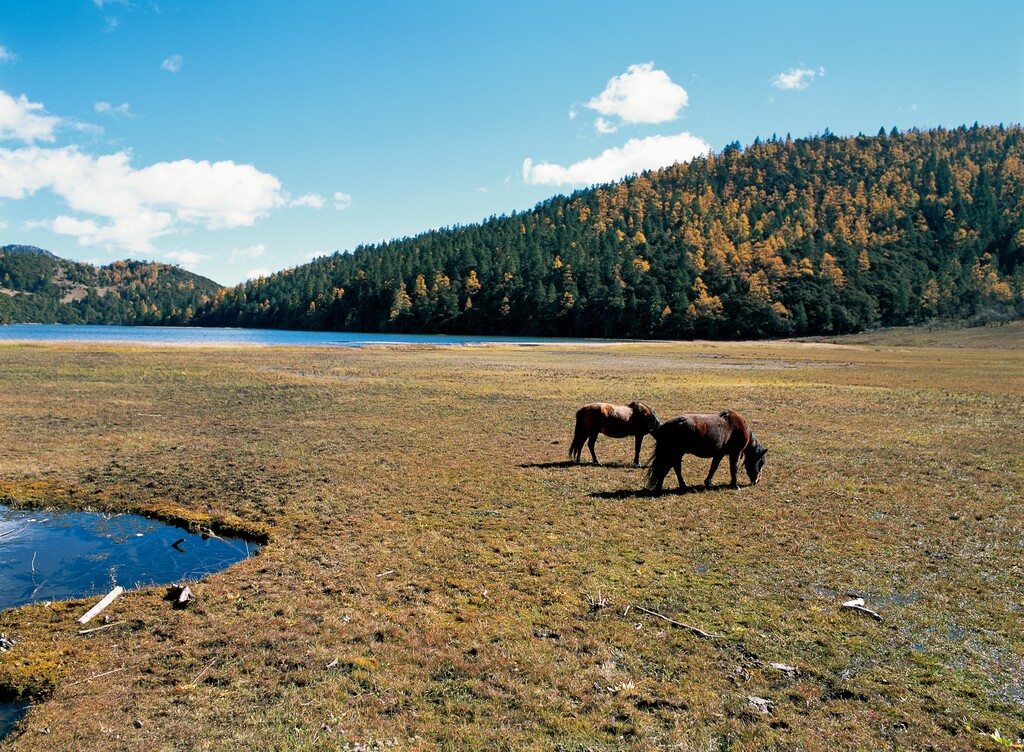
744;434;768;485
629;401;661;433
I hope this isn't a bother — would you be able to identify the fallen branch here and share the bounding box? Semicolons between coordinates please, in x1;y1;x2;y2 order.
77;621;125;635
189;659;217;687
77;586;125;625
633;606;724;639
66;666;125;687
841;597;882;622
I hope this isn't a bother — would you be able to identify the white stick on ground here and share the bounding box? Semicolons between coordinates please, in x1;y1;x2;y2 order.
841;597;882;621
633;605;723;639
77;586;125;625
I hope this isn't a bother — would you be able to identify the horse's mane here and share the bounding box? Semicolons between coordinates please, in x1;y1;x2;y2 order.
719;409;731;419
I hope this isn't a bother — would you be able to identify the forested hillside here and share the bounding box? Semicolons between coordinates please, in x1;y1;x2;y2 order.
193;125;1023;339
0;245;221;326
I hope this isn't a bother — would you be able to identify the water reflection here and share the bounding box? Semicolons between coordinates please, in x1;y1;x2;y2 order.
0;703;28;740
0;505;256;611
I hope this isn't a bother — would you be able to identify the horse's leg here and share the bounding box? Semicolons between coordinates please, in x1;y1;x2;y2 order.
633;435;643;467
587;433;601;465
675;455;687;491
728;452;740;488
704;455;723;488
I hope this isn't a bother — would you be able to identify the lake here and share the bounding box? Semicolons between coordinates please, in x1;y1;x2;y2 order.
0;324;584;347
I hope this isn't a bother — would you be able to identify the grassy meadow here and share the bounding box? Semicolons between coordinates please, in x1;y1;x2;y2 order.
1;323;1023;751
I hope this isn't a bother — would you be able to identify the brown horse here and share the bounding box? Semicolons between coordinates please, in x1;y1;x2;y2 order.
646;409;767;492
570;401;661;466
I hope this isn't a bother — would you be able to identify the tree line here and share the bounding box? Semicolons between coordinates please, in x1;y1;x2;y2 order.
193;125;1024;339
0;246;220;326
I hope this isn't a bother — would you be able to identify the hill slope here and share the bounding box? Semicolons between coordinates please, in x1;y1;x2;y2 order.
0;246;221;326
195;125;1024;339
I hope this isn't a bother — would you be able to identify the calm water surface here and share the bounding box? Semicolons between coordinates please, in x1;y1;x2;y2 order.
0;505;256;611
0;323;585;347
0;703;28;742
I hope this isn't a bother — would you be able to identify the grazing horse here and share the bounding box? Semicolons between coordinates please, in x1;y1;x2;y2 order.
646;409;767;492
570;401;661;466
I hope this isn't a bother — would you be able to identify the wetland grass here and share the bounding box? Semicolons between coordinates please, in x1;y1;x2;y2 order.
0;326;1022;750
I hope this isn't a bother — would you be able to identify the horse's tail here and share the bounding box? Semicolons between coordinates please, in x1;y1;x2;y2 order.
569;411;587;462
645;423;674;489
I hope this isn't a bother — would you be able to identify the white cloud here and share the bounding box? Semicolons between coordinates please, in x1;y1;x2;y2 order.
585;63;689;132
771;66;825;91
163;249;209;269
51;211;175;249
246;267;272;280
0;46;15;64
94;101;135;118
333;191;352;210
161;55;183;73
523;132;710;186
0;144;284;250
0;91;61;143
289;193;325;209
230;243;267;261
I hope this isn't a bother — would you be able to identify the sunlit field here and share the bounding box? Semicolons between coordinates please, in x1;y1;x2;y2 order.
1;323;1022;751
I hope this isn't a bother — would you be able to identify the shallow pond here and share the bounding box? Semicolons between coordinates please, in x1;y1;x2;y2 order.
0;702;28;740
0;504;256;611
0;504;257;738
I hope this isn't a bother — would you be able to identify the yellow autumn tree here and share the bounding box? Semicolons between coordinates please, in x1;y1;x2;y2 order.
685;276;723;320
820;253;846;287
390;284;412;319
746;270;772;304
920;278;940;317
412;274;428;300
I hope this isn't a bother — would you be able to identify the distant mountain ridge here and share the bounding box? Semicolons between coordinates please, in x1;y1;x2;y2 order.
0;246;221;326
193;124;1024;339
1;244;59;259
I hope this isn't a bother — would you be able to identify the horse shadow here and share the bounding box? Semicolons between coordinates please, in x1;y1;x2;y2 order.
520;460;642;470
589;484;734;500
519;460;577;469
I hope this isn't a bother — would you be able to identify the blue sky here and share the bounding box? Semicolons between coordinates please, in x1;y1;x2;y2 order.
1;1;1022;286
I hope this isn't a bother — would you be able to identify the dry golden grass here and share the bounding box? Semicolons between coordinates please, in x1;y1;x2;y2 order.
1;323;1023;750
